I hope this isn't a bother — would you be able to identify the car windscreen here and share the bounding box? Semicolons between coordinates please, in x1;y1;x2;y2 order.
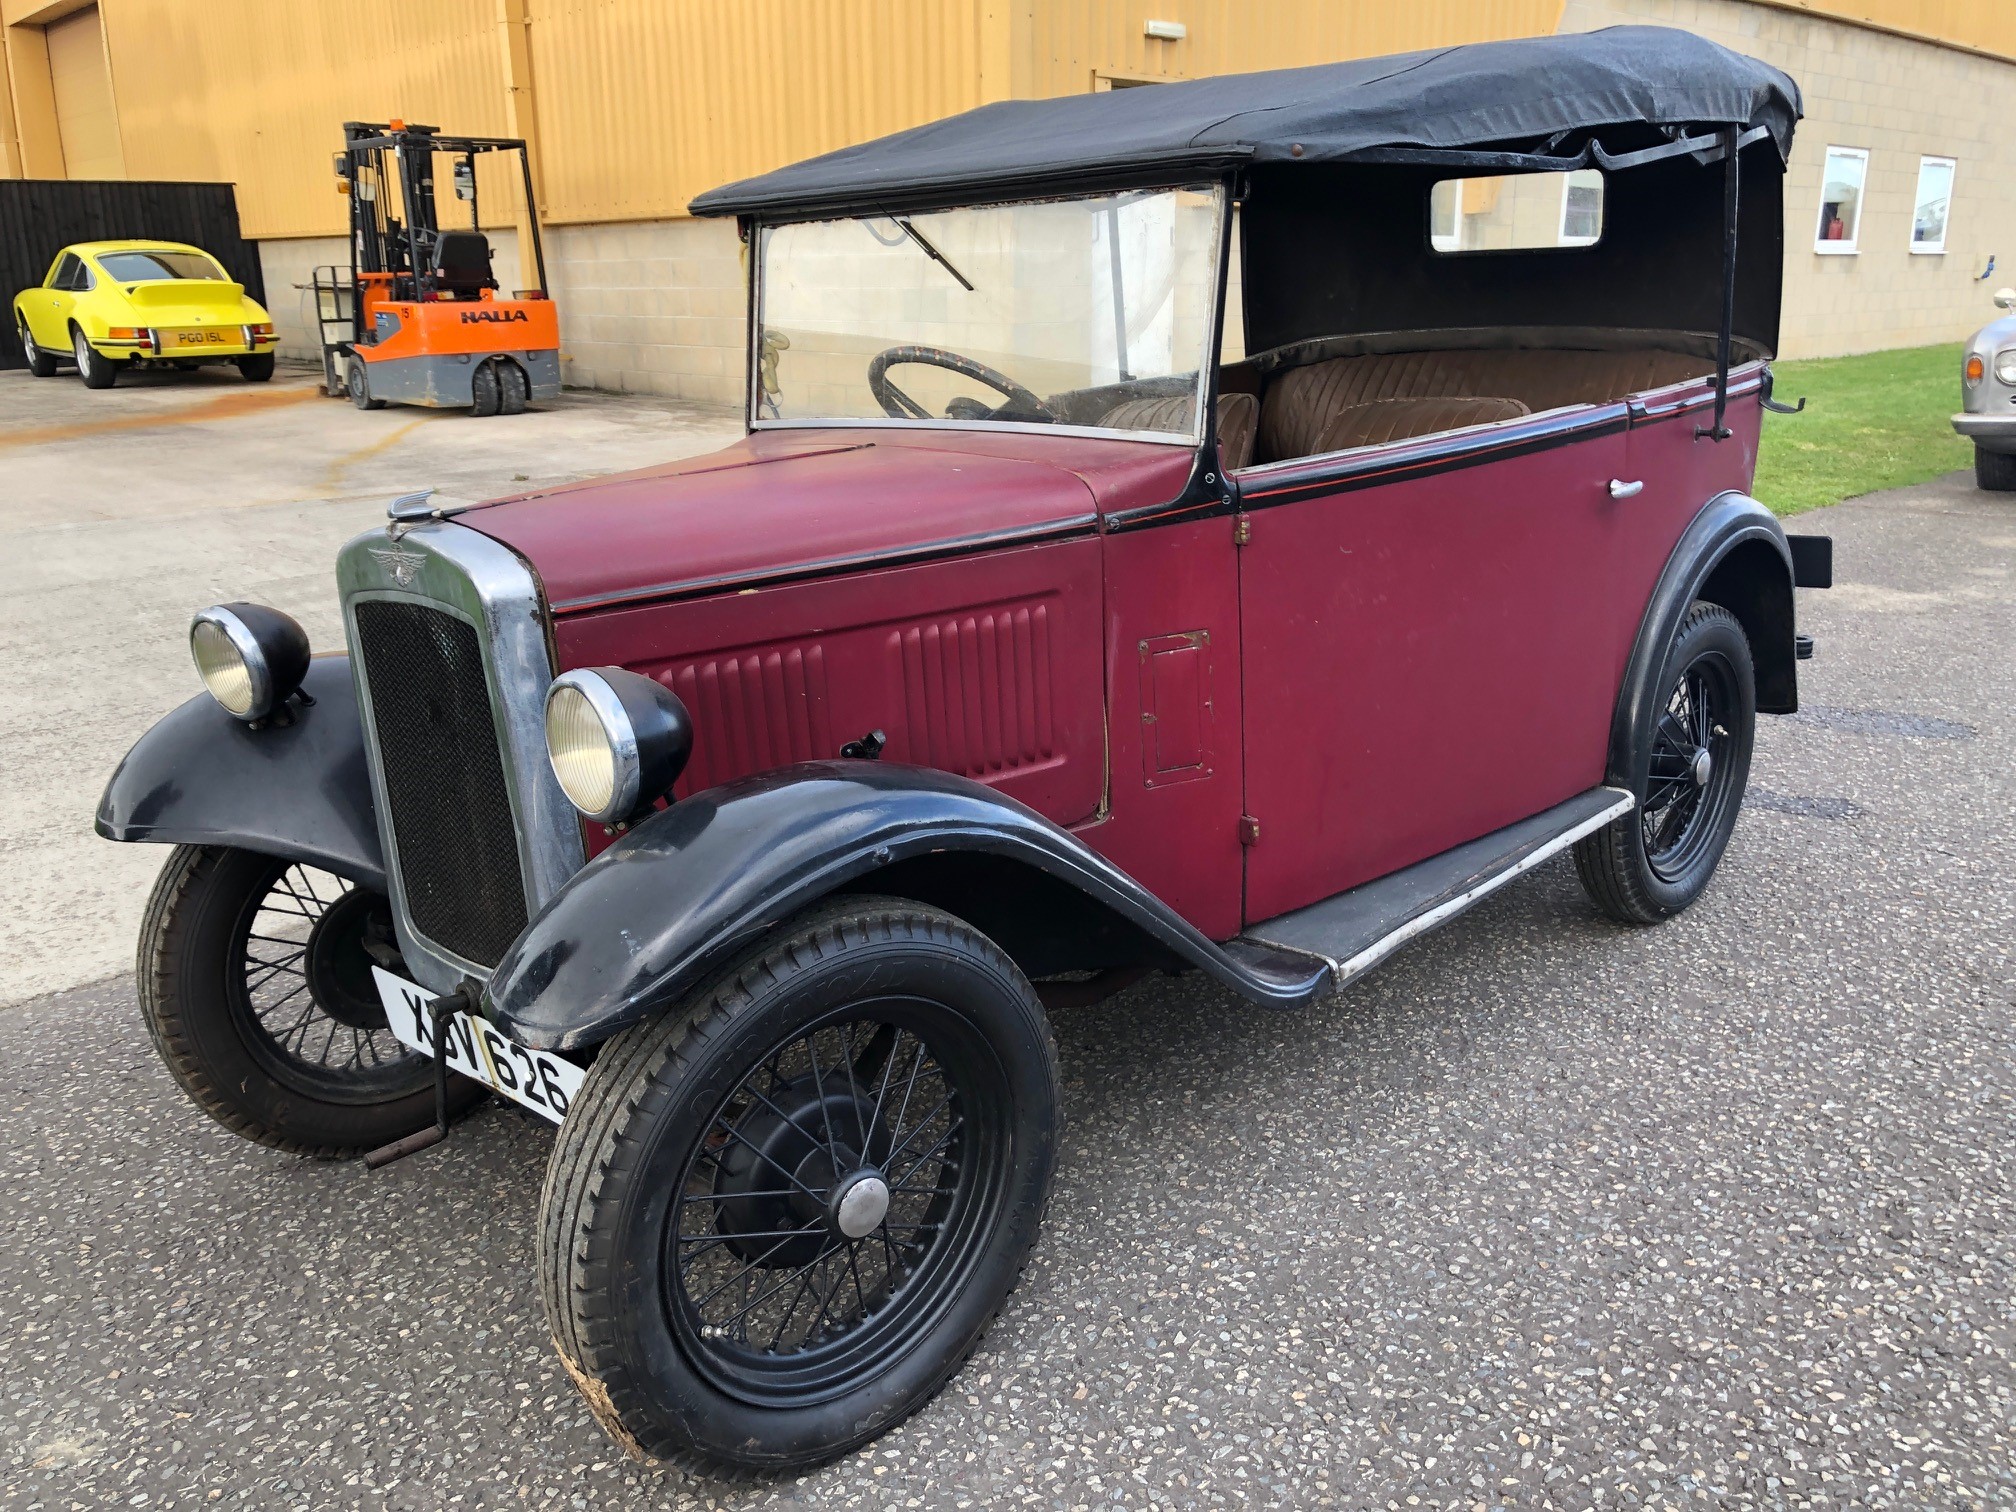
754;187;1224;440
96;250;227;283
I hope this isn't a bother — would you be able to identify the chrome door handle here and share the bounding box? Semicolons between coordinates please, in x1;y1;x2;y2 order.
1608;478;1645;499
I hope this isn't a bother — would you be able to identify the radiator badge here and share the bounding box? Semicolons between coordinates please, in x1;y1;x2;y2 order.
368;546;426;587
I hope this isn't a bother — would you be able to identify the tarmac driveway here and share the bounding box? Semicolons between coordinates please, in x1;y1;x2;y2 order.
1;460;2012;1508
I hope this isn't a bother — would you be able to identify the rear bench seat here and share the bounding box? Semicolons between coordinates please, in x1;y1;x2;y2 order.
1255;346;1709;464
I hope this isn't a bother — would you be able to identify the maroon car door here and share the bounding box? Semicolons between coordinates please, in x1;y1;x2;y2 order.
1234;414;1633;923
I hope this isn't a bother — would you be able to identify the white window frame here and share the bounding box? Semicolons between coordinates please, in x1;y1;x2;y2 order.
1556;169;1604;247
1909;154;1956;255
1814;145;1869;255
1429;179;1460;252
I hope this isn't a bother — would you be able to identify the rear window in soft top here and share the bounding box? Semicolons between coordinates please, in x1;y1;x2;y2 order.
97;250;227;283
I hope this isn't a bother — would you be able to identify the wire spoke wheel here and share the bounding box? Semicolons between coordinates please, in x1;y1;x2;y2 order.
229;860;425;1099
539;899;1060;1468
1574;602;1756;926
139;846;478;1154
664;1001;1009;1404
1640;649;1741;884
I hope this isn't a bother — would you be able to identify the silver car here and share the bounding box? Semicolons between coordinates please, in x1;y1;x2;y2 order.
1956;287;2016;491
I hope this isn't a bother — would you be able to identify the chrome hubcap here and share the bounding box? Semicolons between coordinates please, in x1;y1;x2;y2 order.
1690;746;1713;786
831;1170;891;1239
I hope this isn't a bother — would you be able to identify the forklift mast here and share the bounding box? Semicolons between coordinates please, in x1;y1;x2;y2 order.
333;121;547;344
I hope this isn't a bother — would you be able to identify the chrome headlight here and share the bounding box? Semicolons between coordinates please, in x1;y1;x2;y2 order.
189;603;310;720
545;668;693;824
1995;349;2016;386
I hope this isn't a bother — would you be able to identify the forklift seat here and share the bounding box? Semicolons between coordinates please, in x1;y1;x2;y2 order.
432;231;497;298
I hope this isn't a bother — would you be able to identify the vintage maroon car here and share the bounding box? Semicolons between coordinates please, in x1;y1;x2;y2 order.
99;28;1831;1471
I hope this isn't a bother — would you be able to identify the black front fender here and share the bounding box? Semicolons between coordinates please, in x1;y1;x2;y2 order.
487;762;1328;1052
95;656;384;890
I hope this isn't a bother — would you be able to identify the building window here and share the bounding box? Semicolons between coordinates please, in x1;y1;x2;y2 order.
1815;146;1868;254
1911;155;1956;254
1558;170;1604;246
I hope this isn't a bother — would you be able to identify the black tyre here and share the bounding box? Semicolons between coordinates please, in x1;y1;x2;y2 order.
73;327;116;388
138;845;481;1155
19;319;57;377
1576;600;1755;925
347;354;384;410
1977;445;2016;493
470;359;502;417
497;358;530;415
540;897;1060;1471
237;352;276;382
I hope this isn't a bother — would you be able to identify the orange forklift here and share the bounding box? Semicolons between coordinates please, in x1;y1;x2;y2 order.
314;121;559;415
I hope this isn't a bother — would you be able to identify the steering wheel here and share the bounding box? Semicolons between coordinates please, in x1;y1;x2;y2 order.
867;345;1056;423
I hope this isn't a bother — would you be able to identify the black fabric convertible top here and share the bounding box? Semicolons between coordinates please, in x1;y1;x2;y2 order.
690;27;1801;220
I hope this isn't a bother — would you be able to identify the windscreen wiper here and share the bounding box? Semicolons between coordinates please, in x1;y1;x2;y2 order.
895;217;974;292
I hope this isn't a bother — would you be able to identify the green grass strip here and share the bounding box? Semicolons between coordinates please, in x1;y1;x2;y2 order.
1755;342;1971;516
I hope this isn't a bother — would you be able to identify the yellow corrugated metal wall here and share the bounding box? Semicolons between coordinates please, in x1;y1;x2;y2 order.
99;0;505;238
1762;0;2016;58
524;0;986;225
1006;1;1566;94
13;0;2015;234
45;4;122;179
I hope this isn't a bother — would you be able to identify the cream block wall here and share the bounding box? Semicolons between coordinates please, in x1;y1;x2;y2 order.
256;219;741;403
1560;0;2016;357
542;218;745;409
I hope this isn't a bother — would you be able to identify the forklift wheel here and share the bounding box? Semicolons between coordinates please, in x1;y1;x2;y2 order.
470;360;503;418
347;355;385;411
498;360;530;416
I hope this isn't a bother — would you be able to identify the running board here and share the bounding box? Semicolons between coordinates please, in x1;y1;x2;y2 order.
1239;786;1634;991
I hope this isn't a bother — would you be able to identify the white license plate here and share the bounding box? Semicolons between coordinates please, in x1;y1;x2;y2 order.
373;966;584;1126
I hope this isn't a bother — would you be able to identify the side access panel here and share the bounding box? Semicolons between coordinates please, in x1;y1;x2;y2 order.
554;538;1109;844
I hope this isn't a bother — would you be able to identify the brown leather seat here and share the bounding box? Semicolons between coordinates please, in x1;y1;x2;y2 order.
1257;347;1707;462
1305;395;1530;454
1216;392;1257;470
1100;391;1259;470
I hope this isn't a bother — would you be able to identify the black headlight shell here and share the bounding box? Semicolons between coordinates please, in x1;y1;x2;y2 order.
544;667;694;824
189;602;311;721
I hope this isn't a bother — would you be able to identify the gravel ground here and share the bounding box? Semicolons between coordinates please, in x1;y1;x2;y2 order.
4;468;2014;1510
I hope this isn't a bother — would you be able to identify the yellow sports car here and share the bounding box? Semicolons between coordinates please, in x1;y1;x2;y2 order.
12;239;278;389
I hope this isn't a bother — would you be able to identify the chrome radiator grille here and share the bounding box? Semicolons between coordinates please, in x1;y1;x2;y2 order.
338;519;584;995
350;598;528;967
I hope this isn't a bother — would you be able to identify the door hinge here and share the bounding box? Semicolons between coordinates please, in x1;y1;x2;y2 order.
1232;512;1251;546
1239;814;1260;846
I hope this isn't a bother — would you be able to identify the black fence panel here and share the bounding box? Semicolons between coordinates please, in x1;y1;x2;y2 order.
0;179;263;370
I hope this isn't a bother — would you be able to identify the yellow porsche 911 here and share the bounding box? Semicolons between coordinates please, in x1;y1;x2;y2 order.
12;239;279;389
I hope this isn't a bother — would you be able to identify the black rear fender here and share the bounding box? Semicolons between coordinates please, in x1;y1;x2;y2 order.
1609;492;1797;796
